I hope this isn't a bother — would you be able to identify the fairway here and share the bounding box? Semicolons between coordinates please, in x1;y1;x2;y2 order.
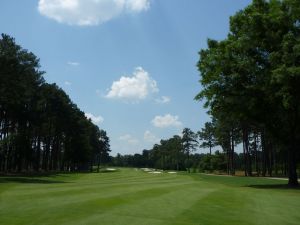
0;169;300;225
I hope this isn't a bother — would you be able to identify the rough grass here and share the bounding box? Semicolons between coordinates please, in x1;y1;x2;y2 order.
0;168;299;225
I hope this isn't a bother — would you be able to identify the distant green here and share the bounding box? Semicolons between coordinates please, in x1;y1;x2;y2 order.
0;168;299;225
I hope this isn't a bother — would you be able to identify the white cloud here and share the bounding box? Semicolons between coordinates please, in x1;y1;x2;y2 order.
151;114;182;128
38;0;150;26
155;96;171;104
67;61;80;66
85;113;104;125
144;130;159;143
64;81;71;86
106;67;158;102
126;0;150;11
119;134;139;145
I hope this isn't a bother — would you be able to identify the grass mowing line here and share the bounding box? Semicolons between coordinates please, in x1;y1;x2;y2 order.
70;185;215;225
9;181;198;213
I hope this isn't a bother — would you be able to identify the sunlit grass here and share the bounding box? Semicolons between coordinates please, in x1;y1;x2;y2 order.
0;168;299;225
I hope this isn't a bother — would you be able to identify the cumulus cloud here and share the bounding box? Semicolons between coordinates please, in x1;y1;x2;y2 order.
85;113;104;124
38;0;150;26
67;61;80;66
119;134;139;145
155;96;171;104
126;0;150;11
151;114;182;128
144;130;159;143
106;67;158;102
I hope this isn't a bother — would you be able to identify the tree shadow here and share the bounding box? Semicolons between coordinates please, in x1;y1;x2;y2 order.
99;170;119;173
0;172;67;178
0;177;67;184
91;168;119;173
246;184;300;190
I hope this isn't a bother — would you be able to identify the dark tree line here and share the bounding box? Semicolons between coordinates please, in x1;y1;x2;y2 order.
112;128;197;171
195;0;300;186
0;34;110;173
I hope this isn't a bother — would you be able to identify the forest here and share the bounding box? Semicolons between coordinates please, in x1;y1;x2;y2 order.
0;34;110;172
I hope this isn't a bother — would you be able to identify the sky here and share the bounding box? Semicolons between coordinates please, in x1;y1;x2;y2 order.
0;0;252;155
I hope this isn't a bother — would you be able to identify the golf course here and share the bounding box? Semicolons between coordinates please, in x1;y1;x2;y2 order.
0;168;299;225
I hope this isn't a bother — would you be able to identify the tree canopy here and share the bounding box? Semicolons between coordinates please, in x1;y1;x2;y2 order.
195;0;300;186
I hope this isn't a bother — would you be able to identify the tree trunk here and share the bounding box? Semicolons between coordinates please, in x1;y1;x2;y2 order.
226;147;230;175
243;127;252;176
230;131;235;175
97;153;101;172
288;142;298;186
261;131;266;177
254;132;259;176
36;136;41;171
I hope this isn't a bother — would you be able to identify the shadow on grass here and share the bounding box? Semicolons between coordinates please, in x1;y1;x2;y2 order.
0;172;70;178
99;170;119;173
247;184;300;190
91;168;120;173
0;177;67;184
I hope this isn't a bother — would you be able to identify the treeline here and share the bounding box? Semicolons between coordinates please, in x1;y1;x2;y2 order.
112;150;229;173
111;123;298;176
111;128;226;172
0;34;110;172
111;128;197;171
195;0;300;186
109;126;252;174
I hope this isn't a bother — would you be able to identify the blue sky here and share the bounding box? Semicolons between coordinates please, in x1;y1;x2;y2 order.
0;0;251;155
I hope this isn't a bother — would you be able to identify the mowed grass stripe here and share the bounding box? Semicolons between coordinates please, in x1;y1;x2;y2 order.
1;179;197;217
0;168;300;225
0;169;195;224
1;170;180;197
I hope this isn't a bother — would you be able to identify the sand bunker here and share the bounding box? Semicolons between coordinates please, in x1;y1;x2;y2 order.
141;168;153;172
105;168;117;171
168;171;177;174
141;168;163;174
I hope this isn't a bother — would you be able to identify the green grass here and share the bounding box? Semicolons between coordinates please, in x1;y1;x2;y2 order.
0;168;299;225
